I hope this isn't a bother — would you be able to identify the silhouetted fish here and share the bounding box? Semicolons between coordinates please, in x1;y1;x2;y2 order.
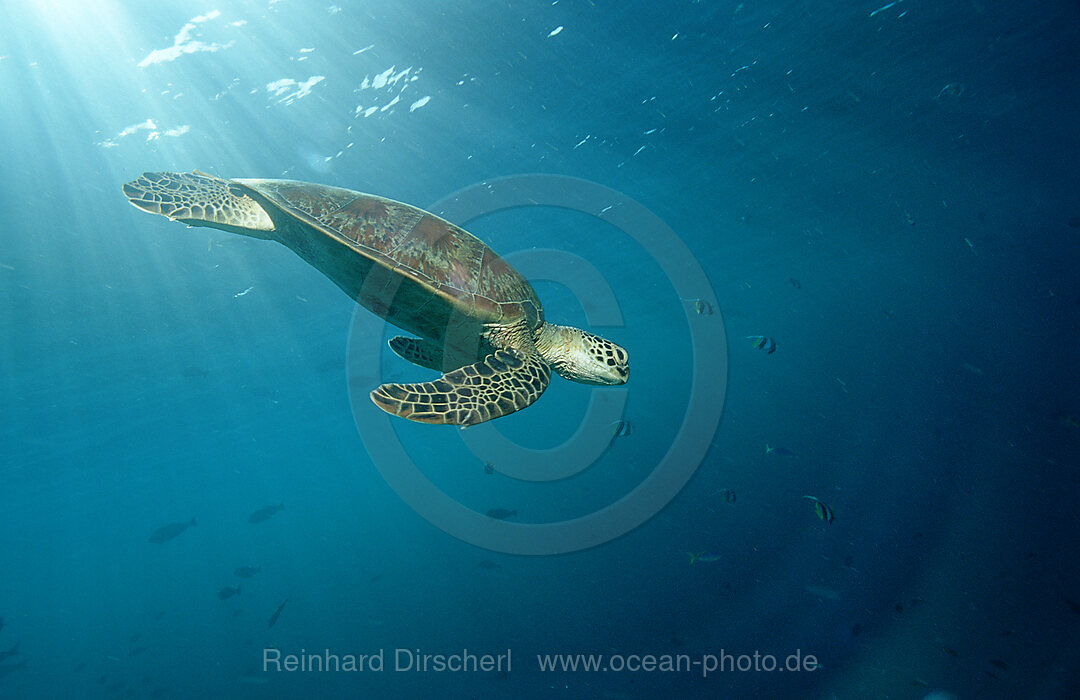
218;586;241;600
789;277;801;289
765;444;796;457
148;518;196;543
234;566;262;579
248;503;284;524
718;488;736;504
0;661;25;678
268;599;288;628
0;642;18;663
486;508;517;520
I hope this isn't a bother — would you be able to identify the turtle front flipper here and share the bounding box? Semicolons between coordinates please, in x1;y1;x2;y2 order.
122;171;274;233
370;349;551;425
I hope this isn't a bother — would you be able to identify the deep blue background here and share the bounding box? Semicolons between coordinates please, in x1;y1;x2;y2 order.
1;1;1079;698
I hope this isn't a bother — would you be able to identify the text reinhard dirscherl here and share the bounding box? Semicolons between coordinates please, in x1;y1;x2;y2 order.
263;648;511;674
263;648;822;678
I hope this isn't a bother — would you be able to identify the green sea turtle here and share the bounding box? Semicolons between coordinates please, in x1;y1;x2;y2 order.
122;171;629;425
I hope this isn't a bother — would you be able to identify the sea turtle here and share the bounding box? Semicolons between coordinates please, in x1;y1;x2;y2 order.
122;171;629;425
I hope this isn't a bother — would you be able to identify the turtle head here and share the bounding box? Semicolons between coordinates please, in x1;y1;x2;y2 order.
534;323;629;386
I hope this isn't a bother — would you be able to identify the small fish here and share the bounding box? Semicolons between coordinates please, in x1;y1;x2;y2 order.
765;444;796;457
1063;596;1080;615
694;299;714;315
218;586;241;600
234;286;254;298
148;518;196;543
789;277;801;289
248;502;284;524
803;495;835;524
476;560;500;570
688;552;722;565
746;335;777;353
234;566;262;579
934;82;966;99
718;488;736;504
611;420;632;438
486;508;517;520
268;599;288;628
483;462;495;475
989;659;1008;671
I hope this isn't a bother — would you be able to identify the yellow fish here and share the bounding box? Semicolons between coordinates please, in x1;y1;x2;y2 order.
802;495;834;524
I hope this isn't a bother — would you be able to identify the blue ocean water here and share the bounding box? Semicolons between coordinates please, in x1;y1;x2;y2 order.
2;0;1079;698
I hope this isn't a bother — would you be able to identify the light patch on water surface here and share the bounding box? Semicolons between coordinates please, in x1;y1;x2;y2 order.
98;119;190;148
353;64;425;118
137;10;235;68
265;75;325;105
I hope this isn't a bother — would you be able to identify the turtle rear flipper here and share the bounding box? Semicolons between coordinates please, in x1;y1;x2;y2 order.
388;336;444;371
370;349;551;425
388;336;482;372
122;171;274;233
